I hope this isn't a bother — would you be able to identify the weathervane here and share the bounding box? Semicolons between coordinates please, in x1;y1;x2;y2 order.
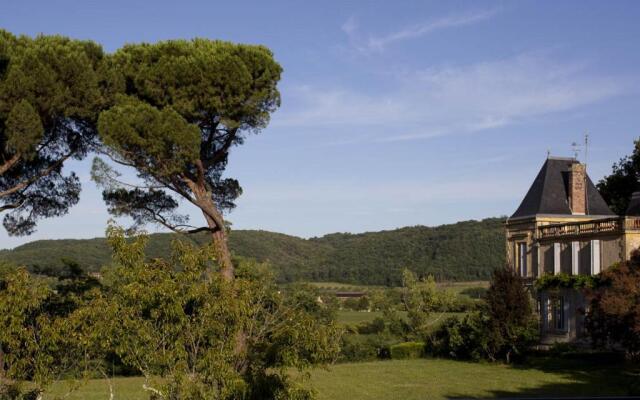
571;141;582;160
571;133;590;163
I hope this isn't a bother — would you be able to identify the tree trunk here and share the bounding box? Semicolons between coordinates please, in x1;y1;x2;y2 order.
190;184;234;281
189;180;247;371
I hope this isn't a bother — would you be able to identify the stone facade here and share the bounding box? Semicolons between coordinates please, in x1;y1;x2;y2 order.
506;156;640;343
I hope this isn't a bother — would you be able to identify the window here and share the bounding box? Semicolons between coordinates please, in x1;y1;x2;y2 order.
547;296;565;331
518;242;527;277
591;239;601;274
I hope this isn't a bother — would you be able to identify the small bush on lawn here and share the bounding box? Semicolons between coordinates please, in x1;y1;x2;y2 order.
390;342;426;359
339;333;393;362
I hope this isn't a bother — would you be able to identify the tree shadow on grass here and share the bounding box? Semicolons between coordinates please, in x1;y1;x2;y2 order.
446;353;640;399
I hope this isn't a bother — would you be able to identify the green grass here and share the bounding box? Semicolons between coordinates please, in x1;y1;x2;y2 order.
307;358;639;400
46;357;639;399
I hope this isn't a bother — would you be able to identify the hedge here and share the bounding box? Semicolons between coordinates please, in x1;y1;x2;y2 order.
390;341;425;359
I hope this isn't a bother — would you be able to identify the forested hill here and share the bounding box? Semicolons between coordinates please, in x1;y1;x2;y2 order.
0;217;506;285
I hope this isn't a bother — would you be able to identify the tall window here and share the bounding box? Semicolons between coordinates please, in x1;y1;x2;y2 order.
547;296;565;331
518;242;527;277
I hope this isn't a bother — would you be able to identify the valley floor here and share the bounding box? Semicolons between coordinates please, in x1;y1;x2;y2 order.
47;357;639;400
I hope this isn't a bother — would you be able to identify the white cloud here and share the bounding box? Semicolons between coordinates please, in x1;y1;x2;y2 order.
343;9;499;54
273;53;631;143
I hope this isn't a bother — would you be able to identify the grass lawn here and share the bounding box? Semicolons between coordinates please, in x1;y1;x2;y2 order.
47;357;638;399
308;358;639;399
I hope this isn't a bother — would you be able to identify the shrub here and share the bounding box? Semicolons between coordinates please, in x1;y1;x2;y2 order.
339;334;393;362
356;317;386;334
483;267;539;363
430;314;485;360
460;287;488;299
447;295;482;312
390;342;426;359
586;250;640;360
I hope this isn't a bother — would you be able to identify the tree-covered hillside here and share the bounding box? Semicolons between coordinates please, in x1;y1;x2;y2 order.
0;218;505;285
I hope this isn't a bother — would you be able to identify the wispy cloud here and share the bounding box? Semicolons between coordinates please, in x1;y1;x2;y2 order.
343;9;499;54
272;53;632;143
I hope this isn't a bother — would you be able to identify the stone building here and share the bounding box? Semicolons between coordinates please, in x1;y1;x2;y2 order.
506;156;640;343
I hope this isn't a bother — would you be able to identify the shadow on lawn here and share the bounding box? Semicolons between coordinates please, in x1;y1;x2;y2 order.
446;353;640;399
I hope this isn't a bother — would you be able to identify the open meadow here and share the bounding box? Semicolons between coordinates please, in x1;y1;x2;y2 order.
47;357;639;400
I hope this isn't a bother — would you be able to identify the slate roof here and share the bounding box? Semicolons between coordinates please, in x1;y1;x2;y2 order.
511;157;615;219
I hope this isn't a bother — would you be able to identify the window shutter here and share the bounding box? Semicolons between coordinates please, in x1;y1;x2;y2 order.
553;243;561;274
591;240;601;274
571;241;579;275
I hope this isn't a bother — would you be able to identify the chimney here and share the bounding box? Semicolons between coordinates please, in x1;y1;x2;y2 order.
569;162;586;215
626;191;640;216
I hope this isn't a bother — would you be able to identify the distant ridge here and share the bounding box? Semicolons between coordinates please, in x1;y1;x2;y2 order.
0;218;506;285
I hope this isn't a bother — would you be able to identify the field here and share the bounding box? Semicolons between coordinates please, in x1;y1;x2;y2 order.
46;357;639;400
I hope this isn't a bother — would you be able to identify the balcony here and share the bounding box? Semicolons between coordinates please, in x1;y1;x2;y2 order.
537;217;640;240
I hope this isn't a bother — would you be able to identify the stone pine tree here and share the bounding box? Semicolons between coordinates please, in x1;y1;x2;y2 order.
0;30;105;235
597;139;640;215
93;39;282;280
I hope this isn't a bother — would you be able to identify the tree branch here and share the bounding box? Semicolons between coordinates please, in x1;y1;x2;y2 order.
0;152;73;198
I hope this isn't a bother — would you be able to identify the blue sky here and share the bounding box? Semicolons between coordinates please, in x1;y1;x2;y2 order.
1;0;640;248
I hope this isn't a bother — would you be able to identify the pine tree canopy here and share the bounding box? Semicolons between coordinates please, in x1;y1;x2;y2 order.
0;30;104;235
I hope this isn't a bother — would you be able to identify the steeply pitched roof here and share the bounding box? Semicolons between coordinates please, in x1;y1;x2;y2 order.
511;157;615;219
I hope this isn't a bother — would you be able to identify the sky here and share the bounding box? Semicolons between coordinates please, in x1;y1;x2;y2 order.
1;0;640;249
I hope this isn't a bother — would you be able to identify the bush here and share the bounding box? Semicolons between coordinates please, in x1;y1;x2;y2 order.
339;333;393;362
356;317;386;334
390;341;426;359
430;314;485;360
446;295;482;312
459;287;488;299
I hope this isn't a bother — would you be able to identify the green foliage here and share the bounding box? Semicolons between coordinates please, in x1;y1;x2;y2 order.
459;287;488;299
389;342;425;360
0;30;104;235
91;225;340;399
535;273;599;291
597;138;640;214
586;250;640;360
430;314;487;361
0;218;506;284
338;334;393;362
356;317;386;335
401;270;454;338
430;268;538;363
93;38;283;238
0;267;105;399
483;268;539;363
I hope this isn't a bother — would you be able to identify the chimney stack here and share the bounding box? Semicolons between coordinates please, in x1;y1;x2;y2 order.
569;162;586;215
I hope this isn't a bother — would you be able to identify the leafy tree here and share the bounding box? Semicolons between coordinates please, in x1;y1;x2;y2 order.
597;139;640;215
482;267;538;363
0;30;105;235
586;250;640;360
401;269;453;338
0;268;105;399
93;39;282;280
93;225;339;399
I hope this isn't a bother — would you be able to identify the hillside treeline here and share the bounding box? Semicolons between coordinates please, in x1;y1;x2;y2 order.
0;218;506;285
